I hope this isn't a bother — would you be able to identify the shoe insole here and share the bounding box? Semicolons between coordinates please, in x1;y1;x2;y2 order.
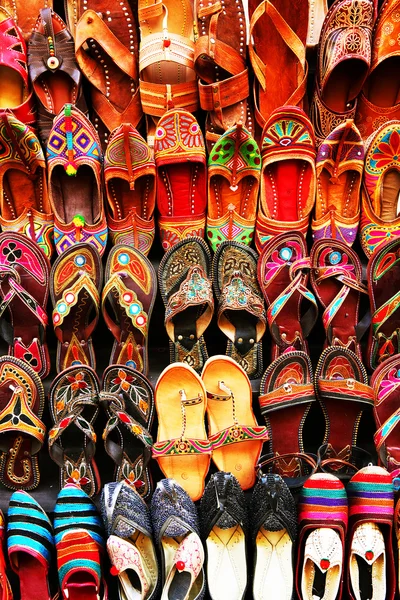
209;175;257;220
2;168;45;220
263;160;312;222
108;176;154;220
106;285;146;367
322;59;368;113
50;165;100;224
253;528;293;600
56;288;95;367
65;573;98;600
19;556;50;600
316;170;359;220
379;170;400;222
206;525;246;600
172;305;206;352
157;165;207;217
0;65;25;110
366;57;400;108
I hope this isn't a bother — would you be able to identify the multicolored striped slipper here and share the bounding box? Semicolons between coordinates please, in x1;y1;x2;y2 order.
7;490;54;600
347;466;395;600
296;473;348;600
54;483;106;600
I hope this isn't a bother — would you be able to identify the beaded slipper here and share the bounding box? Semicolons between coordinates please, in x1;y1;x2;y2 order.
101;365;154;500
212;241;266;378
152;363;211;502
101;245;157;372
47;104;107;256
0;355;45;490
104;124;156;255
51;242;103;372
0;112;53;259
0;231;51;377
7;491;54;600
154;110;207;251
48;365;100;497
206;125;261;251
158;237;214;373
202;355;269;491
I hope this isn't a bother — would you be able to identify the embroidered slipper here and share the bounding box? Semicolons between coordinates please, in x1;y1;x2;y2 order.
101;245;157;373
1;0;52;40
310;0;374;146
48;365;100;497
296;473;348;600
154;110;207;251
251;473;297;600
152;363;211;502
206;125;261;251
254;106;317;253
347;466;395;600
54;483;106;600
310;239;369;359
202;355;269;491
104;124;156;255
212;241;266;379
47;104;108;256
0;112;53;259
51;242;103;372
259;351;317;479
0;7;35;126
360;120;400;258
138;0;199;146
101;482;159;600
314;346;374;469
28;8;87;145
101;365;154;500
367;236;400;370
0;355;45;490
0;232;50;377
0;511;11;600
199;472;247;600
194;0;252;149
312;119;364;245
248;0;308;131
258;232;318;359
158;237;214;373
150;479;205;600
7;491;53;600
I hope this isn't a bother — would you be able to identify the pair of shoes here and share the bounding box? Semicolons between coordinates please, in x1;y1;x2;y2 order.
51;242;156;373
160;238;266;378
7;483;106;600
297;468;395;600
48;362;154;499
153;356;269;500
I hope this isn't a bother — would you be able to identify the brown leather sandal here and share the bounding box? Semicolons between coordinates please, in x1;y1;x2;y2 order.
1;0;52;40
194;0;252;150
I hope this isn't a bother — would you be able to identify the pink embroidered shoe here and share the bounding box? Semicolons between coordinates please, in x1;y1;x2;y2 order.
162;532;204;600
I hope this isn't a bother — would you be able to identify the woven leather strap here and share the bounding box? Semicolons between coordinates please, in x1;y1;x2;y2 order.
139;79;199;116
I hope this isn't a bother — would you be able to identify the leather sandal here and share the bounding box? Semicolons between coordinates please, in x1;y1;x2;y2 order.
0;112;53;259
248;0;308;131
104;124;156;255
254;106;317;253
314;346;374;468
51;242;102;372
259;350;317;480
152;363;211;502
312;119;365;245
28;8;87;145
158;237;214;373
356;0;400;140
0;7;35;127
258;232;318;359
101;366;154;500
367;236;400;369
310;238;369;358
310;0;374;146
0;231;50;378
202;354;269;491
0;355;45;491
73;2;142;148
360;120;400;257
194;0;252;150
47;104;108;256
154;109;207;251
102;245;157;373
1;0;53;40
206;124;261;251
138;0;199;146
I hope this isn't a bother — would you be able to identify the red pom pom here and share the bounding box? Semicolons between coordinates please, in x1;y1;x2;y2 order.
176;560;185;572
365;550;374;561
320;559;330;570
110;566;119;576
163;38;171;48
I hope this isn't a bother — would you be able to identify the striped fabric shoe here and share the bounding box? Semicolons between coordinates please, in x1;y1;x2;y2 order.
347;466;395;600
7;490;54;600
54;483;105;600
296;473;348;600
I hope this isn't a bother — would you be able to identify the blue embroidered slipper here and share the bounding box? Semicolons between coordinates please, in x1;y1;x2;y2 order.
7;490;54;600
